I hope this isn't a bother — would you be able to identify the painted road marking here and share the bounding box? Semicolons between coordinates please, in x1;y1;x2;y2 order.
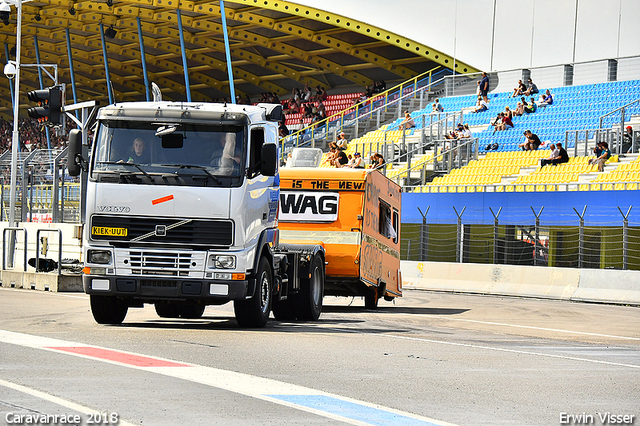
0;378;137;426
0;329;456;426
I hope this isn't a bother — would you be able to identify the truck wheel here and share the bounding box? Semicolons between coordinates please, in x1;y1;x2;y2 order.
294;254;324;321
364;286;379;309
234;257;272;328
90;295;128;325
178;303;206;319
155;302;180;318
272;296;296;321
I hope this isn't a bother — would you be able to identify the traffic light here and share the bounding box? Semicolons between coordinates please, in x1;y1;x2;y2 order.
27;86;62;125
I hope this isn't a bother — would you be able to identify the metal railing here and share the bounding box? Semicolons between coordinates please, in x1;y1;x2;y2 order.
281;66;449;151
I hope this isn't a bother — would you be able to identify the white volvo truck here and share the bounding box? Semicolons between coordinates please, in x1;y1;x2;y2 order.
68;101;325;327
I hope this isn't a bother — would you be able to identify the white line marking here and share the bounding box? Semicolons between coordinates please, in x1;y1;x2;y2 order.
381;333;640;370
0;378;137;426
0;329;455;426
396;313;640;341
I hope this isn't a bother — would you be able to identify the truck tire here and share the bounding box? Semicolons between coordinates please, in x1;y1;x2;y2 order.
234;257;272;328
90;295;128;325
155;302;180;318
178;303;206;319
272;296;296;321
294;254;324;321
364;286;379;309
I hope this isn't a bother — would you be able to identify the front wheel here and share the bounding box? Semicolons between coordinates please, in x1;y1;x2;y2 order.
234;257;272;328
364;286;379;309
90;295;128;325
294;254;324;321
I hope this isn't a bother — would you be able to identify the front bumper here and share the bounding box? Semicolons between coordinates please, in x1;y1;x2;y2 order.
83;275;250;302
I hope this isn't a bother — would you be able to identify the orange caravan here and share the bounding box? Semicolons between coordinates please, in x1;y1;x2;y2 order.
278;167;402;307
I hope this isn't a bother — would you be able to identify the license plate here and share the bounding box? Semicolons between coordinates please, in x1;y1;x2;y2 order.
91;226;128;237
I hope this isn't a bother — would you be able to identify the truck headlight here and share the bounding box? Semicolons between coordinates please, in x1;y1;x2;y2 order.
209;255;236;269
88;250;112;264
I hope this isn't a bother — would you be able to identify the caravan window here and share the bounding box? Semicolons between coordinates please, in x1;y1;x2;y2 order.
378;200;398;241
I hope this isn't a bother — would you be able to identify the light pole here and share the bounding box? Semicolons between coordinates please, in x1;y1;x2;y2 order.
3;0;23;228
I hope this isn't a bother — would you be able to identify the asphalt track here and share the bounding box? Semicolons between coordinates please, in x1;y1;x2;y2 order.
0;287;638;426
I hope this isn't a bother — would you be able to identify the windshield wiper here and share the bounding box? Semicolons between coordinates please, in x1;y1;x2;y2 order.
97;161;155;181
163;164;222;184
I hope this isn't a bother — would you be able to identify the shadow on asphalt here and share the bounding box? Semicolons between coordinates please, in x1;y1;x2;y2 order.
323;305;469;315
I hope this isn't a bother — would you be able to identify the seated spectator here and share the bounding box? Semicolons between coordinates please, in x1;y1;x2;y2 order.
524;78;539;96
514;101;525;116
622;126;634;153
524;97;537;114
538;89;554;107
332;146;349;168
472;96;488;113
432;98;444;113
369;153;385;169
278;120;290;138
519;130;542;151
326;144;338;164
511;80;526;98
350;152;365;168
399;111;415;130
504;105;513;119
336;132;348;149
303;103;314;118
540;143;560;167
593;142;611;172
494;112;514;132
588;142;604;165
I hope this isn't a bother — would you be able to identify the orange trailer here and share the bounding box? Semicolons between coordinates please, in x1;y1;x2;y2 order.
278;167;402;307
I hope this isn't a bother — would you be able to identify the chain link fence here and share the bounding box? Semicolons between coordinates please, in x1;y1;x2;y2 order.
401;205;640;270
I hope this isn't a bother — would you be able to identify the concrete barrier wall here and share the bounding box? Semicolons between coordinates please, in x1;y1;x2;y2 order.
402;261;640;305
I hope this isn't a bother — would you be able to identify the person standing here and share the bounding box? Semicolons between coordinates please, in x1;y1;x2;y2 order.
478;72;490;103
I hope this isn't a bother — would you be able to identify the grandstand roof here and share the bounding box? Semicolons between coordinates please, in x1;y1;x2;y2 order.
0;0;479;120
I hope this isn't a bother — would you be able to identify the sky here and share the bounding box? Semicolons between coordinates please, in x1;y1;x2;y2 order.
295;0;640;72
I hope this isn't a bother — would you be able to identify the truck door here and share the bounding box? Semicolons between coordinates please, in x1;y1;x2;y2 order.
359;171;402;297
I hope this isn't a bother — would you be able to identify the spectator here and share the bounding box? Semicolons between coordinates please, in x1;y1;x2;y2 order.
514;101;525;116
478;72;490;103
350;152;365;168
622;126;634;153
278;120;289;138
432;98;444;113
540;143;569;167
538;89;554;107
524;97;537;114
494;112;514;132
336;132;348;149
504;105;513;119
370;153;386;169
302;83;312;101
593;142;611;172
461;124;472;139
398;111;415;131
302;103;314;119
316;101;327;119
511;80;527;98
524;78;539;96
472;96;488;113
519;130;542;151
588;142;604;165
373;80;386;94
333;146;349;168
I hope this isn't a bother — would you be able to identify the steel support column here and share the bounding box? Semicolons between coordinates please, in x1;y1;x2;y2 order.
220;0;236;103
99;23;114;105
176;9;192;102
137;17;151;101
65;28;79;110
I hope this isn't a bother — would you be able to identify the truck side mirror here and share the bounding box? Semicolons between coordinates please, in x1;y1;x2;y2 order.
67;129;83;177
261;143;277;176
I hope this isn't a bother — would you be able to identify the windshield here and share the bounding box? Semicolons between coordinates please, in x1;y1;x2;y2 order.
91;120;246;186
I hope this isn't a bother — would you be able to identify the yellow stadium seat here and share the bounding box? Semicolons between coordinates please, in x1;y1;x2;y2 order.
602;183;613;191
615;183;625;191
536;184;545;192
516;185;525;192
505;185;514;192
546;184;557;192
626;183;638;190
496;185;504;192
579;184;589;191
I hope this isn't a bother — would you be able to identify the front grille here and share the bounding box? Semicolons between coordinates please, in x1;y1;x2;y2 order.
91;215;233;246
130;251;193;276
